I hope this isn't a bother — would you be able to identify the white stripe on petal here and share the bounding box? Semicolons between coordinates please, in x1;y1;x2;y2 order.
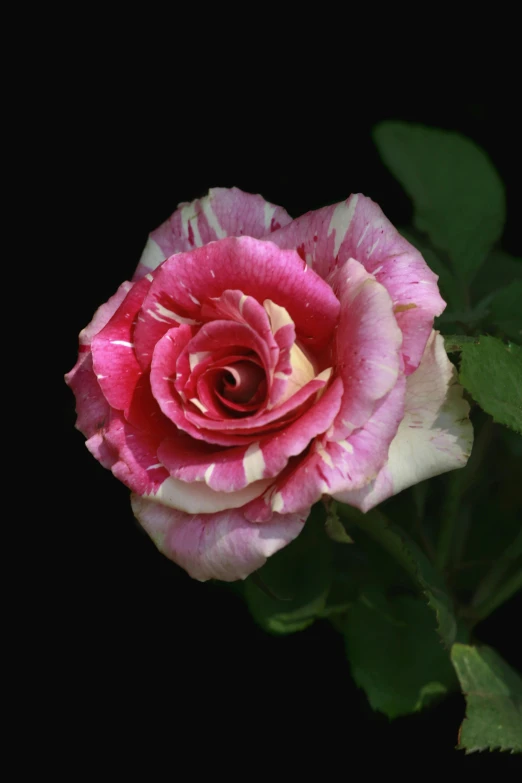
138;237;166;272
154;302;200;326
337;439;354;453
201;198;226;239
190;397;208;413
243;442;266;484
189;351;212;371
356;224;370;248
181;203;202;246
271;492;284;513
146;475;272;514
264;202;276;230
328;195;358;257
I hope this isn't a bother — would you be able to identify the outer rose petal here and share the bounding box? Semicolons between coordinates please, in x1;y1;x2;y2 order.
91;277;151;413
328;257;402;441
65;281;133;439
131;495;306;582
134;187;293;280
334;332;473;511
267;193;445;374
103;400;274;515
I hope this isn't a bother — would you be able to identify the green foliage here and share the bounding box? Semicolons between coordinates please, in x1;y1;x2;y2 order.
459;337;522;434
472;249;522;303
339;506;457;648
451;644;522;753
324;502;354;544
487;281;522;342
244;504;332;634
344;589;457;718
374;122;505;283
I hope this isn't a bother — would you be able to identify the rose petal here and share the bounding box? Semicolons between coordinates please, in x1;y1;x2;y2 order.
183;368;334;436
65;281;134;439
157;376;343;493
105;411;171;495
77;281;133;348
333;332;473;511
328;257;402;441
134;187;293;280
91;277;151;412
134;237;340;375
150;323;272;444
243;375;405;520
268;193;445;374
131;494;306;582
65;352;111;440
103;407;273;513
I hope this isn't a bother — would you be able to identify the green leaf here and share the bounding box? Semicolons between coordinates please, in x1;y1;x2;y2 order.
438;296;493;328
244;504;332;634
451;644;522;753
444;335;480;352
460;337;522;434
472;249;522;302
374;122;505;283
325;502;354;544
318;576;355;619
451;430;522;596
488;280;522;342
343;589;457;718
338;505;457;648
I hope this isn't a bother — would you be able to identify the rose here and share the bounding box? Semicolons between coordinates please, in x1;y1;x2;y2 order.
66;187;472;581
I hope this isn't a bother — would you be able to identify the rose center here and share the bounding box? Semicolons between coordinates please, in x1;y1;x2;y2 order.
219;360;266;403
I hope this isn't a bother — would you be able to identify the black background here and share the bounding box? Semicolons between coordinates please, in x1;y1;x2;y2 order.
58;91;521;769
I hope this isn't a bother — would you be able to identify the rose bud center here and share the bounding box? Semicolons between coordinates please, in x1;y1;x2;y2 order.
220;360;266;403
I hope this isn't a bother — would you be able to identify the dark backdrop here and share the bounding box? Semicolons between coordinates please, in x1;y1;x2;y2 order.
59;95;520;768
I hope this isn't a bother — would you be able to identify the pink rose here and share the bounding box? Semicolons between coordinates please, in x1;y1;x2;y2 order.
66;188;472;581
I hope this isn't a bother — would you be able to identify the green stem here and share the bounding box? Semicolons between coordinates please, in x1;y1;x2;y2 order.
337;505;419;586
436;418;494;574
471;529;522;609
471;569;522;625
435;471;462;572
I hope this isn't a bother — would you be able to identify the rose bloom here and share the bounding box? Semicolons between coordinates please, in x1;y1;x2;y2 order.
66;188;472;581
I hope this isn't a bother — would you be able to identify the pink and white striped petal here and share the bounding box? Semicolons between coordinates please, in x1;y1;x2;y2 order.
91;277;151;413
131;494;306;582
334;332;473;512
85;430;118;470
267;194;445;374
243;376;405;521
135;237;340;366
175;319;273;404
157;375;343;493
150;323;271;445
103;406;272;514
183;368;334;435
66;281;134;439
134;187;293;280
328;258;402;441
77;281;134;348
104;410;170;496
65;352;111;440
